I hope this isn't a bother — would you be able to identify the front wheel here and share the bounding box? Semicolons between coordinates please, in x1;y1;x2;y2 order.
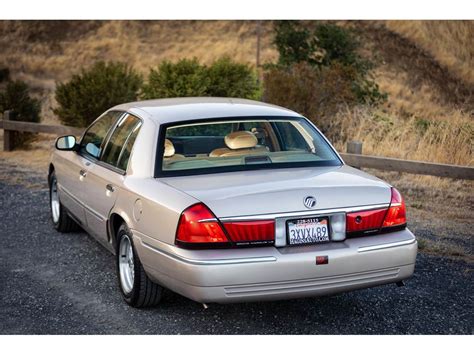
49;171;79;233
116;224;163;307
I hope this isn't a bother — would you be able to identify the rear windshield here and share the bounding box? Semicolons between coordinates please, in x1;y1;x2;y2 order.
156;117;341;176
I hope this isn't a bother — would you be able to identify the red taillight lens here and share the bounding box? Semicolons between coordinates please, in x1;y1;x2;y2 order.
223;220;275;246
382;187;407;228
175;203;230;246
346;208;387;233
176;204;276;248
346;187;407;236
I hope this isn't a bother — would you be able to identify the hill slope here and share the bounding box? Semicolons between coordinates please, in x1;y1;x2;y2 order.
0;20;472;168
0;20;472;119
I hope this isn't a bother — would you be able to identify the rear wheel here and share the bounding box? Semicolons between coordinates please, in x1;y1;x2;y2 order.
116;223;163;307
49;172;79;233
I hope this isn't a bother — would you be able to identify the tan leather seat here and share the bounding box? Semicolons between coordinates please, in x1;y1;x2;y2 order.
164;139;184;160
209;131;269;157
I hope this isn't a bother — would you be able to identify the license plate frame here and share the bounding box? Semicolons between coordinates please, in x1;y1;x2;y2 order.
286;217;331;246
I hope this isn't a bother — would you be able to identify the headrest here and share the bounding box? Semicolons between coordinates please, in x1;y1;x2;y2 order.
225;131;258;150
164;139;175;157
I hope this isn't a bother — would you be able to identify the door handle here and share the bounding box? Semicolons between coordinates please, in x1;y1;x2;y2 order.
106;184;115;193
79;169;87;178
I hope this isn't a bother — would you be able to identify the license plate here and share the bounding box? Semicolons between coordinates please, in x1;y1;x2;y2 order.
287;217;330;245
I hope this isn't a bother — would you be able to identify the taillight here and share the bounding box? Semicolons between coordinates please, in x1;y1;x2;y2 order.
175;204;275;248
382;187;407;228
346;208;386;233
175;203;230;248
346;187;406;236
222;221;275;246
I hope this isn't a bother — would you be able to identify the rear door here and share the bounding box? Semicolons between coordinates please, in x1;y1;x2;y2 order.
80;113;142;242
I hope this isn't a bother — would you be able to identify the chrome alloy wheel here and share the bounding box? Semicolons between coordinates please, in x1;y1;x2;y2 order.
119;235;135;294
50;178;60;224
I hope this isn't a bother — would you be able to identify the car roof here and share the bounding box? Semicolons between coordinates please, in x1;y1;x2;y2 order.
110;97;301;124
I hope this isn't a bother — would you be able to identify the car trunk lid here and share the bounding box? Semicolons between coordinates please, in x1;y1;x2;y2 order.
160;165;391;218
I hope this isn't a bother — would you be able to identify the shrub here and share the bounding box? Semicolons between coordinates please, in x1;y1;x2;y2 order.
0;80;41;147
271;21;386;106
263;62;356;131
141;57;261;100
207;57;261;100
54;61;143;127
142;58;209;99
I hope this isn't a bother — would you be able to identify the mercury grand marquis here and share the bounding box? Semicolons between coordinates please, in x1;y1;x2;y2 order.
49;98;417;307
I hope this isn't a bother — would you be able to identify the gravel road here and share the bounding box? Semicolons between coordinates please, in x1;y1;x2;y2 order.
0;165;472;334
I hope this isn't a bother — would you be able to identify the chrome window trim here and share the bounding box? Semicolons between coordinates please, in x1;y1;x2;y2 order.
218;203;390;222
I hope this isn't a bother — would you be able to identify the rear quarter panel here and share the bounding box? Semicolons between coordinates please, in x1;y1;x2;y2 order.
112;177;199;246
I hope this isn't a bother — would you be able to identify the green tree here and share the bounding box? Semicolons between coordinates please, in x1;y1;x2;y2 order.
0;80;40;122
274;21;323;66
314;23;360;67
0;80;41;147
271;21;386;105
54;61;142;127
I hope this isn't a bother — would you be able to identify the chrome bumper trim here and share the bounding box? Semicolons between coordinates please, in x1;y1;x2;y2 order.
219;203;390;222
141;241;277;265
358;238;416;253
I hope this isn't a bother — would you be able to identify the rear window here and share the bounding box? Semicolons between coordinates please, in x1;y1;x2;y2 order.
157;117;341;176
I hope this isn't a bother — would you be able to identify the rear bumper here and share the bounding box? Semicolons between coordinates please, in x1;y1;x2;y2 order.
133;228;417;303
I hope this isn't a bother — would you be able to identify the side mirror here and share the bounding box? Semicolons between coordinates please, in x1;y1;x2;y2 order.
55;135;77;151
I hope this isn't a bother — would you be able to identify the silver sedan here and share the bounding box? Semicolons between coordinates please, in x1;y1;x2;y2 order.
49;98;417;307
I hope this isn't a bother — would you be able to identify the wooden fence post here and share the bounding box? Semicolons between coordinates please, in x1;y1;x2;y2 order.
3;110;14;152
346;141;363;169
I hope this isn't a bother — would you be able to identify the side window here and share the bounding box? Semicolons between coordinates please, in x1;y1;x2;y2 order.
101;114;142;171
80;112;121;159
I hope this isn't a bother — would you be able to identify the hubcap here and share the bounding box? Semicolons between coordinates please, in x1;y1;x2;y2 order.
119;235;135;294
50;178;60;223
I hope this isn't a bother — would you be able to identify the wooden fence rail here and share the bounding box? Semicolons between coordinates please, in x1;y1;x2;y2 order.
1;110;83;151
340;152;474;180
1;113;473;180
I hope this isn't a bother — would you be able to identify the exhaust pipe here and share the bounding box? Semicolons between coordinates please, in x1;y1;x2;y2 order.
396;281;405;287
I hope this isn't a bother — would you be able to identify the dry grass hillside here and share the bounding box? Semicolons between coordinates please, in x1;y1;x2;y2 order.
385;20;474;86
0;20;472;171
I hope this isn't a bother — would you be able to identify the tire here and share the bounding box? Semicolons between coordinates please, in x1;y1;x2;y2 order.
49;171;79;233
116;223;163;308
